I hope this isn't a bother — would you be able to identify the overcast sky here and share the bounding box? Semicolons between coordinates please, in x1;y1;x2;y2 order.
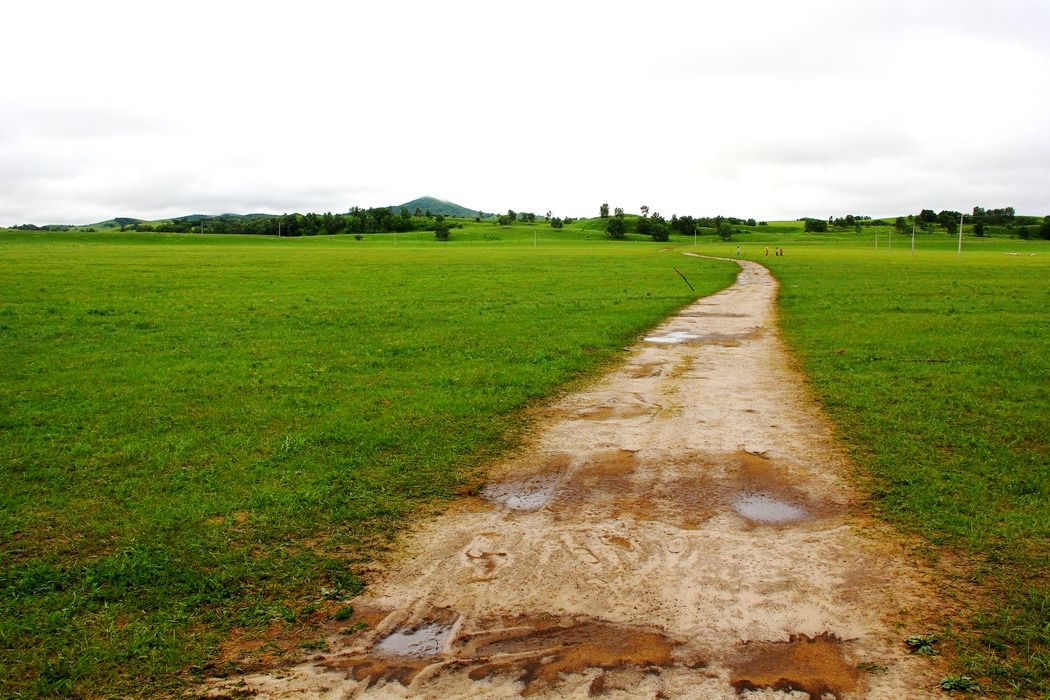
4;0;1049;225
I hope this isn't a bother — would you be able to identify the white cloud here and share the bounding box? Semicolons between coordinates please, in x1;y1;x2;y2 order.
3;0;1049;224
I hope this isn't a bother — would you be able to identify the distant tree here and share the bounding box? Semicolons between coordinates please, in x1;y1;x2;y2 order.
640;205;649;217
507;209;516;222
973;221;985;237
434;218;450;240
671;215;696;237
497;215;513;226
607;214;626;239
414;206;423;217
803;219;828;233
649;213;669;242
1040;216;1050;240
918;209;937;224
425;208;432;217
550;217;564;229
476;210;483;221
614;207;624;217
599;203;610;218
636;216;651;236
895;216;907;234
545;210;551;220
745;218;756;227
717;218;732;241
937;210;962;234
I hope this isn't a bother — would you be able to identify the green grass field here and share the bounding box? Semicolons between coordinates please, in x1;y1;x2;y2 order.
1;221;1047;697
723;234;1046;697
0;225;738;698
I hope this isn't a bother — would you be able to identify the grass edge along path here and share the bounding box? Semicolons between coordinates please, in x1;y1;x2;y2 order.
768;240;1049;698
0;230;739;698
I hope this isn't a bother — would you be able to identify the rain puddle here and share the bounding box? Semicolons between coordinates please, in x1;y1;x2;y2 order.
481;455;571;511
373;622;452;659
643;329;763;346
481;476;559;510
463;616;688;696
730;633;858;698
733;493;807;523
336;611;458;687
644;330;701;343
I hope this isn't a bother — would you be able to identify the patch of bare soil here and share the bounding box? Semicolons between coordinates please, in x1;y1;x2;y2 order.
203;259;943;699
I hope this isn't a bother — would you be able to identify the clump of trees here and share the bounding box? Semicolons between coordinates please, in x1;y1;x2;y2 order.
434;216;450;241
802;218;828;233
636;211;669;242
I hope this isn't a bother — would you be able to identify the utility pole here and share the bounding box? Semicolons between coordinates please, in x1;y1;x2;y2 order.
911;223;915;256
957;213;964;260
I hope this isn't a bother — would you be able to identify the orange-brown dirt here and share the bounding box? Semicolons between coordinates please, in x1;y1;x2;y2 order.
203;259;944;699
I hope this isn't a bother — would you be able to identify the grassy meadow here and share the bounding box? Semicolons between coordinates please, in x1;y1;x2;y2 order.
0;224;738;698
1;219;1047;697
740;233;1048;697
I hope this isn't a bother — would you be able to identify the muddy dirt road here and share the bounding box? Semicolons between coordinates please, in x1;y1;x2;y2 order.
207;259;941;699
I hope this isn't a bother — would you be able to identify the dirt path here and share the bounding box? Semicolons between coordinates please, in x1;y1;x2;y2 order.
207;259;942;699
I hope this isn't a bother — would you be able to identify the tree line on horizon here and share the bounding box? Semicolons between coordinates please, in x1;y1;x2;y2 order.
798;206;1049;239
8;204;1049;241
598;203;758;242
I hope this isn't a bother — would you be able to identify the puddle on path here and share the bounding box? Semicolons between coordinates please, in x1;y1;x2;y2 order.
730;633;859;698
334;611;695;697
373;622;451;659
644;330;702;344
677;311;751;319
335;609;458;687
733;493;807;523
462;616;686;696
482;449;832;529
481;454;571;511
644;328;765;347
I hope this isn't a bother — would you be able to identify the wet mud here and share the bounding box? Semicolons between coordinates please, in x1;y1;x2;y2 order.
729;633;860;698
481;448;834;530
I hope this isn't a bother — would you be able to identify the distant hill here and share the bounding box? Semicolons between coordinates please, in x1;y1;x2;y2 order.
392;196;490;219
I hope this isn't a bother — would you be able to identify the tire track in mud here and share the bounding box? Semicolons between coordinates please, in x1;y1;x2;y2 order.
204;259;942;699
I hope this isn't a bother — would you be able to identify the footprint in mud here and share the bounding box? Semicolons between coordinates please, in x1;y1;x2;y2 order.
465;545;508;578
572;546;601;565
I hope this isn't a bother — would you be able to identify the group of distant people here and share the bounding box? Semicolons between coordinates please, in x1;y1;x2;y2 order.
735;246;785;258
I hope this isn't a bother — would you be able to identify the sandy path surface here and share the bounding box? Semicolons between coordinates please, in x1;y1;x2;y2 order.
206;259;941;699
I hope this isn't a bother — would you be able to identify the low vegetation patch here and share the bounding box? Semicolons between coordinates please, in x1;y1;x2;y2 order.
0;227;737;697
767;238;1049;697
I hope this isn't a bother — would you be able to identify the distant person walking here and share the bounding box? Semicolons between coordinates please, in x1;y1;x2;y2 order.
736;246;741;258
764;246;769;257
